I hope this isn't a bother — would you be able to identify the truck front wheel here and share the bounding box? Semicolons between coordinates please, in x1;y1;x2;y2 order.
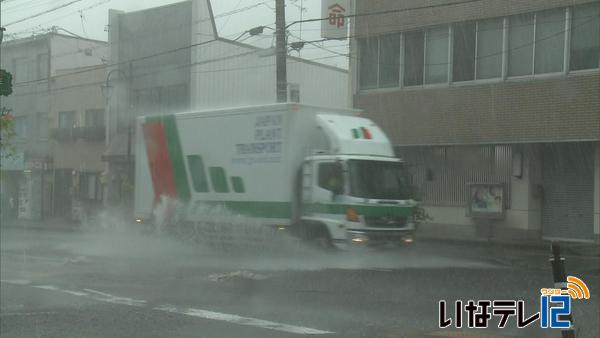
299;222;333;251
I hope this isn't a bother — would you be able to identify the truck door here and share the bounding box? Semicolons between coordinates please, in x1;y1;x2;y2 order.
313;161;345;204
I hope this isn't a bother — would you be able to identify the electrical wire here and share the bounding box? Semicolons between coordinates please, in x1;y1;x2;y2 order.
4;4;597;88
4;0;85;26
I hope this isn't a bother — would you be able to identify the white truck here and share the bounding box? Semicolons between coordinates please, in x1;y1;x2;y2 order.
134;103;417;248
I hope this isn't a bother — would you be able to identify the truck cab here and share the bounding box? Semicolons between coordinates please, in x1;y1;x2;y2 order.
295;114;417;248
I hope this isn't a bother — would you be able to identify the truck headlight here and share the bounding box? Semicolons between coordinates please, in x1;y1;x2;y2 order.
350;233;368;243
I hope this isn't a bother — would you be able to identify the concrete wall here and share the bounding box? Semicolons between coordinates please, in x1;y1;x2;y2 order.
355;74;600;146
49;35;107;76
107;0;193;132
191;40;349;110
422;144;544;237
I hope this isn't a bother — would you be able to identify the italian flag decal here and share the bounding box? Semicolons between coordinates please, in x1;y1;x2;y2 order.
143;115;191;206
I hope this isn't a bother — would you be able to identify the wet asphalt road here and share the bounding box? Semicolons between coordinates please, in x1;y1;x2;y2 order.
1;224;599;338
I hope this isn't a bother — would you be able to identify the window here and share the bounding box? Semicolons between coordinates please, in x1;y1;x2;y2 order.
79;173;103;201
476;18;504;79
13;57;33;82
15;116;29;138
570;2;600;71
403;31;424;86
359;38;378;89
535;9;566;74
85;109;105;127
453;22;476;82
37;112;49;140
348;160;411;200
58;111;76;129
318;162;343;193
378;34;400;87
425;26;449;84
133;84;189;116
37;53;48;80
508;14;535;76
289;83;300;102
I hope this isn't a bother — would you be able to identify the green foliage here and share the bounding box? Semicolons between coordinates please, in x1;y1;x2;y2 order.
0;69;13;96
1;108;16;156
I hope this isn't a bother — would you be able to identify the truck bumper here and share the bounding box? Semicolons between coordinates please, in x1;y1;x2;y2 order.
345;229;415;247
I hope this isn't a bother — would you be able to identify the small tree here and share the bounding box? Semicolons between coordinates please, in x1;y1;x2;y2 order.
1;108;16;158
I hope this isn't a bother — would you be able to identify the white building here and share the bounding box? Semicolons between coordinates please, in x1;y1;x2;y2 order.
104;0;349;206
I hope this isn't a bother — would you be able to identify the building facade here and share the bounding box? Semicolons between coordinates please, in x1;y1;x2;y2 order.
0;31;107;222
49;66;107;222
104;0;349;208
351;0;600;242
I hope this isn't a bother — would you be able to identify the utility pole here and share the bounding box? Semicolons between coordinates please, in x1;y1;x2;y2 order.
275;0;287;103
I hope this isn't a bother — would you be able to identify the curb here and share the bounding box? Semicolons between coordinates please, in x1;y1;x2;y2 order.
418;235;600;258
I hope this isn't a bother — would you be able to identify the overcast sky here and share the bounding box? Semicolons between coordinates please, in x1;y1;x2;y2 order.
0;0;349;68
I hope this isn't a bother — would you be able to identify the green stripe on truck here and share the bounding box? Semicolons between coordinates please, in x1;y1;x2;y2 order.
305;203;414;217
187;155;209;192
194;201;291;218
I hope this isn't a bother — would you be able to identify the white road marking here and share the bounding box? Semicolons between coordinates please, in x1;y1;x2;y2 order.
2;280;334;335
60;289;89;297
154;305;334;335
0;279;31;285
84;288;146;307
33;285;60;291
83;288;116;298
1;253;65;262
0;311;57;316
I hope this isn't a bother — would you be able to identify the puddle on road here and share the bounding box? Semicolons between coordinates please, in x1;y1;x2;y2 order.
3;207;500;274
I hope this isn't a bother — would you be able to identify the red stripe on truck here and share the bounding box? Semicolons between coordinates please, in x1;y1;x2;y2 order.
142;122;177;207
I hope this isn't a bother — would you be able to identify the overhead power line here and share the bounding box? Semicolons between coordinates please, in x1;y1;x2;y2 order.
4;0;85;26
285;0;486;28
5;2;596;88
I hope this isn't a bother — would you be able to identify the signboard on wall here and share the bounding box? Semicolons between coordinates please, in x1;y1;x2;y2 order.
467;183;505;219
321;0;350;39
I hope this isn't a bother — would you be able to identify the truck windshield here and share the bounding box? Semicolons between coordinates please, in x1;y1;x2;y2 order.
348;160;411;200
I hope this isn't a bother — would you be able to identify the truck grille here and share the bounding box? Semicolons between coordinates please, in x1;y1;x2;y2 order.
364;215;408;228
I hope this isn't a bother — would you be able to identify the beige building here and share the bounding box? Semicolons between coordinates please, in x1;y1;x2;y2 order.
350;0;600;242
49;66;107;221
0;31;106;223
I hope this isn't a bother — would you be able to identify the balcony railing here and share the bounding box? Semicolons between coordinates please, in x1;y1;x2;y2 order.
50;126;105;142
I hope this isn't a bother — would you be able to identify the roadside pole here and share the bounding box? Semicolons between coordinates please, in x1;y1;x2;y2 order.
275;0;287;103
550;242;576;338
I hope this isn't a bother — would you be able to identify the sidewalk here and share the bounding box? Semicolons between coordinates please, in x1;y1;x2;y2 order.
417;222;600;257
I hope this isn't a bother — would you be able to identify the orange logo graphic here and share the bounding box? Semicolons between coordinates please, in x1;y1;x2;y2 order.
565;276;590;300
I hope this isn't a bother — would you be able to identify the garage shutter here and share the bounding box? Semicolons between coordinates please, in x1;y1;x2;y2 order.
541;143;595;241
